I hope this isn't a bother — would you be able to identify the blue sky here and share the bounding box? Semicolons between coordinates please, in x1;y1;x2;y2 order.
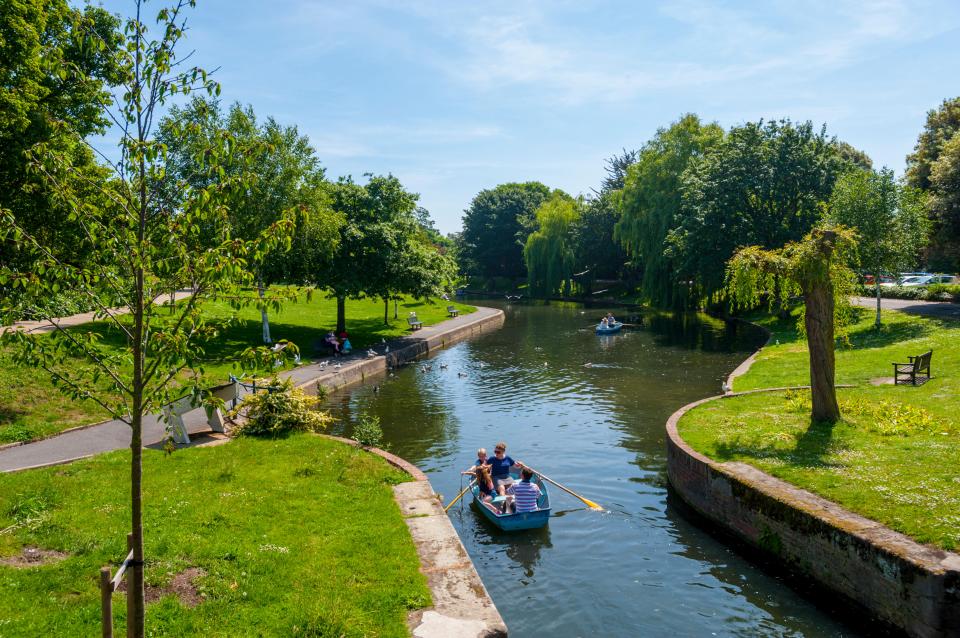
95;0;960;234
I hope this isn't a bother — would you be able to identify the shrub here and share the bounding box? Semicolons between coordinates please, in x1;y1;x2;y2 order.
231;379;333;437
352;414;384;448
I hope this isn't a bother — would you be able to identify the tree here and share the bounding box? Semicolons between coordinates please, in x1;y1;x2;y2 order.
906;97;960;191
672;120;852;304
571;191;629;284
928;133;960;270
316;175;436;333
615;114;724;308
0;0;122;272
523;193;581;297
827;168;929;327
594;148;639;194
460;182;553;281
727;226;857;423
0;3;293;635
157;98;340;343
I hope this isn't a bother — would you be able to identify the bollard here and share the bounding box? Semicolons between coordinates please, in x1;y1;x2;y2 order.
100;566;113;638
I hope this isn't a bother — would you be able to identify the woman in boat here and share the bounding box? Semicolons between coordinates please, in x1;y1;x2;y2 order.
599;317;609;329
605;312;616;325
506;467;541;513
474;464;496;503
489;442;523;495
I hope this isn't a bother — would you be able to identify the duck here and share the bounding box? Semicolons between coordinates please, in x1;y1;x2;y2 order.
334;362;342;370
583;362;593;368
458;371;468;378
721;381;732;394
439;362;448;370
367;349;377;358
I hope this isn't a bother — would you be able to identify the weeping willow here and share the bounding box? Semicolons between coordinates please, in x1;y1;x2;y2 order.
524;195;581;297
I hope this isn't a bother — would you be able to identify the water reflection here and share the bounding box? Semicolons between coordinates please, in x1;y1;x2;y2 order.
325;301;867;638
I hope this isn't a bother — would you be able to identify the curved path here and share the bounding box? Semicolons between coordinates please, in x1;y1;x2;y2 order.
0;306;502;473
851;295;960;319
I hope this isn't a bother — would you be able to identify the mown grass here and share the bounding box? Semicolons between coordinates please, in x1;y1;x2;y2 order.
0;435;430;636
0;293;474;444
679;307;960;550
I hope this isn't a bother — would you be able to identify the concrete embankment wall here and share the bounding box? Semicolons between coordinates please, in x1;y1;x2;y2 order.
666;395;960;638
296;307;505;396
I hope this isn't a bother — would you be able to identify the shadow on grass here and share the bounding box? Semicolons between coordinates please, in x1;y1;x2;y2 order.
0;405;27;425
757;306;959;352
714;417;845;469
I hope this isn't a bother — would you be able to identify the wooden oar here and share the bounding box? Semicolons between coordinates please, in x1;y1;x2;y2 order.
526;467;603;511
444;481;476;512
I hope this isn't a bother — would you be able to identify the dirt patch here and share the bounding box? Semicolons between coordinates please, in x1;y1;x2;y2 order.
0;546;69;568
118;567;206;607
870;377;895;386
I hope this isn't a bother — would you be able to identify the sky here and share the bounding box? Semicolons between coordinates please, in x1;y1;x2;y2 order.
93;0;960;234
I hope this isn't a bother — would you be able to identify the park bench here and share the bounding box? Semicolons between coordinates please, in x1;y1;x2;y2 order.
407;313;423;330
447;305;459;317
893;350;933;386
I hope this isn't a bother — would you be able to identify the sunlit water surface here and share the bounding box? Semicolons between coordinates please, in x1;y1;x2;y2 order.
326;301;865;638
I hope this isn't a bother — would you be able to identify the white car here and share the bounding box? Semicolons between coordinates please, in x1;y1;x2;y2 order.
900;274;957;287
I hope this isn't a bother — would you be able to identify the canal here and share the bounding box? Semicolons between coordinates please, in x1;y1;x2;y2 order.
326;301;865;637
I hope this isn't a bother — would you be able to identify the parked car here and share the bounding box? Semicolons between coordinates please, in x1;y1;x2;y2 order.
900;274;958;287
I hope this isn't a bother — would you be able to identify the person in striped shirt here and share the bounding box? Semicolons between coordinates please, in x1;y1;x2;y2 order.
506;468;541;513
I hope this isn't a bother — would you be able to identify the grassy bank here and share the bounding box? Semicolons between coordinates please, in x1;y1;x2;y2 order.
0;294;474;444
678;307;960;550
0;435;430;636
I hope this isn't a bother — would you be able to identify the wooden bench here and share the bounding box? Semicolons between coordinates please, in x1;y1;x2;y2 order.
407;314;423;330
893;350;932;385
447;305;459;317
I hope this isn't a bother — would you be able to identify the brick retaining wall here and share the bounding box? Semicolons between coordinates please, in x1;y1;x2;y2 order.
666;395;960;638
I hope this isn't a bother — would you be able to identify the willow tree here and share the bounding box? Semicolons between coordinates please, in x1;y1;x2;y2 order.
726;226;857;423
0;2;293;635
523;193;580;297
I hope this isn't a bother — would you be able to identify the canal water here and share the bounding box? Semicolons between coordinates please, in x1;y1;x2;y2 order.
326;301;864;637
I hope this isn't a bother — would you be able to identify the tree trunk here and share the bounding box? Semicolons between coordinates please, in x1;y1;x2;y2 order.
383;297;388;325
874;276;882;329
129;278;145;637
393;298;398;320
336;296;346;334
258;275;271;344
804;283;840;423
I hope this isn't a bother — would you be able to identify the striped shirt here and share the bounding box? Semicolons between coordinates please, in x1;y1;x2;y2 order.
507;480;541;513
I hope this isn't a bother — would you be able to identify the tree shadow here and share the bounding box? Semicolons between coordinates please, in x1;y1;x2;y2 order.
713;417;844;469
0;405;27;425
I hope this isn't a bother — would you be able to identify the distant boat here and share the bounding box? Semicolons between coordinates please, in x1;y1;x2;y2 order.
471;473;551;531
505;294;523;301
596;321;623;334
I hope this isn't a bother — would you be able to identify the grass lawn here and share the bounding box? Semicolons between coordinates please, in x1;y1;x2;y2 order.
0;435;430;636
0;293;475;444
678;307;960;550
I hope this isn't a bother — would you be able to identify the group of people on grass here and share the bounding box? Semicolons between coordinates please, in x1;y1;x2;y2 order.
461;442;542;514
323;331;352;355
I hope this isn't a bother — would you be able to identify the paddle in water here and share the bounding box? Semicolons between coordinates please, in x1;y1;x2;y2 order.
444;481;476;512
525;466;603;511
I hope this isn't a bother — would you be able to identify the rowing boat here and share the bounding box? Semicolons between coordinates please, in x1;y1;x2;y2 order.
596;321;623;334
471;473;551;531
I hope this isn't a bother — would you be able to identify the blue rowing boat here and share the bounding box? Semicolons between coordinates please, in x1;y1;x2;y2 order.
596;321;623;334
471;473;551;531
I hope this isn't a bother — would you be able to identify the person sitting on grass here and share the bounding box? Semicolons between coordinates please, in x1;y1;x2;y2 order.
461;447;489;475
324;332;340;354
489;442;523;495
506;467;541;513
474;464;496;503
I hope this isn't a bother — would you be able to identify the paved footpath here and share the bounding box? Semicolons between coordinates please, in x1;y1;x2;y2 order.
1;290;195;335
851;295;960;319
0;306;500;473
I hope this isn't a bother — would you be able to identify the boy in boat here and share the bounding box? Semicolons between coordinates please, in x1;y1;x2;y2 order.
489;442;523;495
506;467;541;513
605;312;616;325
461;448;489;475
